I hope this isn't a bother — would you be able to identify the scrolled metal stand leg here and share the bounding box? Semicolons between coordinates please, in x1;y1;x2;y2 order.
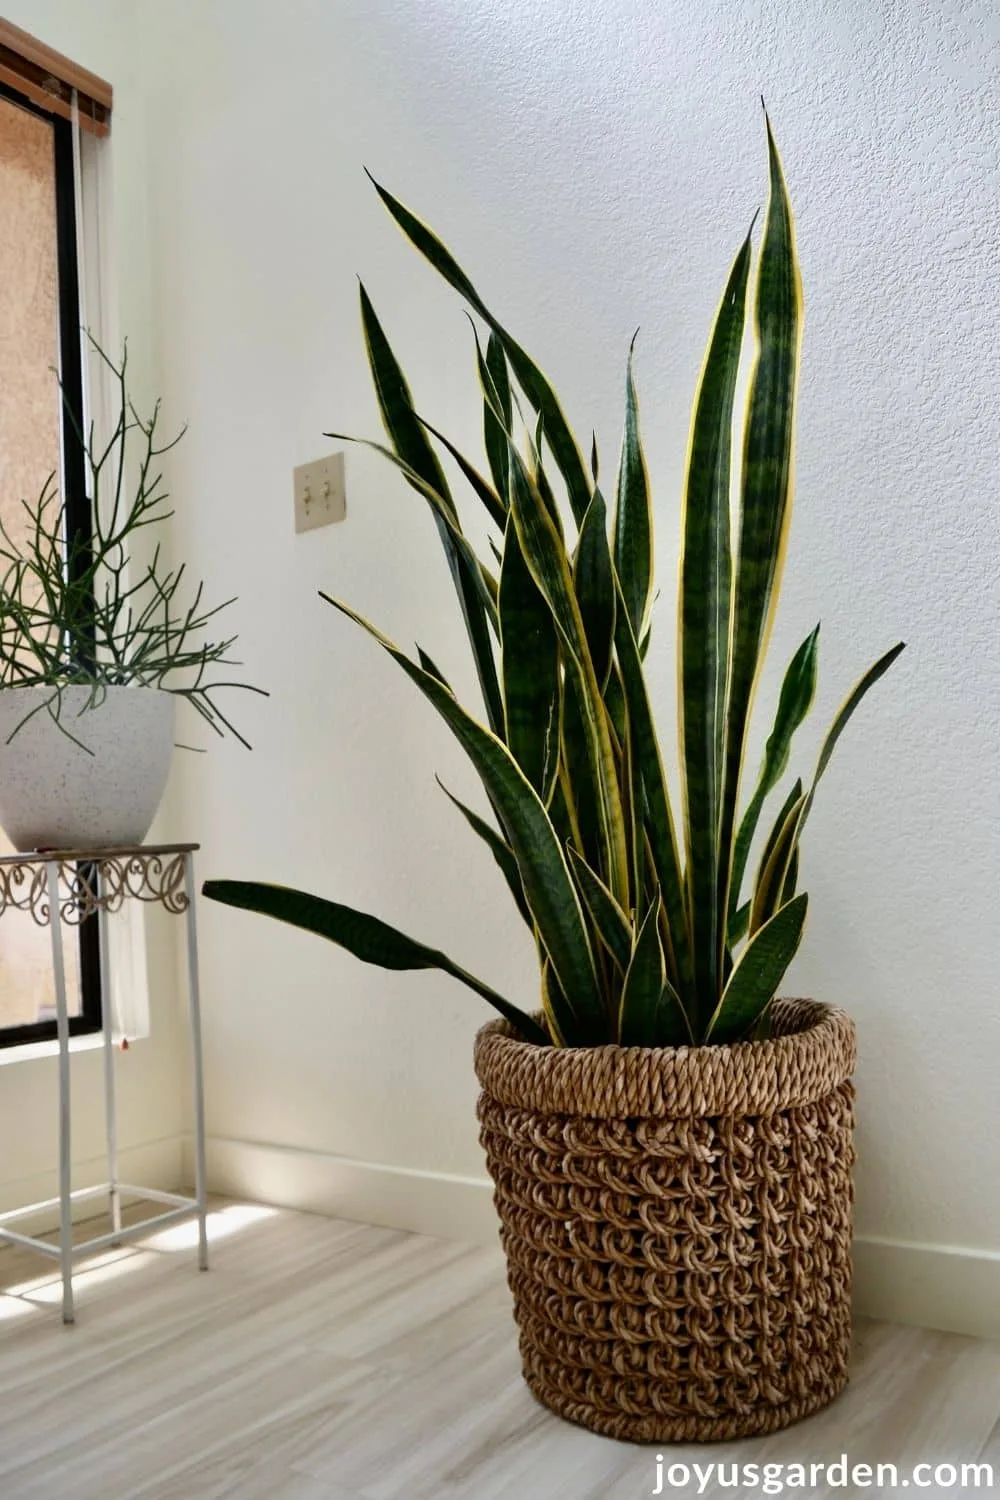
98;901;121;1245
183;853;209;1272
47;862;74;1326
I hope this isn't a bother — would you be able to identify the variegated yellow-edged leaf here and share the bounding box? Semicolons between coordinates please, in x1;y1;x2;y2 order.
728;624;819;928
367;173;592;525
707;892;808;1043
717;113;803;977
319;591;605;1038
350;287;504;733
506;438;631;907
482;330;512;505
498;513;561;800
201;880;549;1045
614;577;693;1001
617;901;665;1045
749;787;806;934
574;489;616;691
436;777;532;928
416;415;506;531
618;901;690;1046
567;845;633;974
613;336;654;639
325;428;500;632
678;228;753;1024
751;640;906;931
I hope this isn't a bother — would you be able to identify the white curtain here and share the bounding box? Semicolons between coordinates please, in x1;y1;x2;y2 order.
72;92;151;1043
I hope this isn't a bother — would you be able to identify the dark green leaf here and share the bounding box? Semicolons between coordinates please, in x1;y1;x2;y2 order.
717;115;803;985
707;892;808;1043
617;901;665;1045
567;846;633;974
507;439;630;906
416;415;506;531
573;489;617;692
749;787;806;934
354;286;503;733
728;625;819;927
368;174;592;524
679;230;752;1016
614;578;693;1004
498;514;560;798
613;337;653;638
320;592;606;1038
750;640;905;933
436;777;532;927
201;879;548;1044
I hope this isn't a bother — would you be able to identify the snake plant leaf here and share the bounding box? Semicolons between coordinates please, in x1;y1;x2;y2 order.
416;416;506;532
367;173;592;525
603;664;626;747
567;845;633;974
320;591;606;1038
813;640;906;785
323;433;500;623
707;891;808;1043
729;901;751;948
613;337;654;639
614;578;693;1004
754;639;907;924
782;845;800;902
532;445;565;539
717;112;803;971
201;879;549;1046
541;958;574;1046
617;900;666;1045
435;777;532;927
358;282;453;511
679;228;753;1016
749;787;807;935
482;332;512;503
728;624;820;927
506;439;631;906
574;489;617;692
416;646;451;688
498;515;561;799
328;429;503;633
559;681;602;871
353;287;504;734
590;431;600;483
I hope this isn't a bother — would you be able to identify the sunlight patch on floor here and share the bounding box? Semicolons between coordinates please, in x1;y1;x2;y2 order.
140;1201;278;1252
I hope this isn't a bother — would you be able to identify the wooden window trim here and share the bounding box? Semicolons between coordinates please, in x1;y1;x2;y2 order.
0;17;111;136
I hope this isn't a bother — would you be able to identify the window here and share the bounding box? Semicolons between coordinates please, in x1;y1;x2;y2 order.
0;74;101;1046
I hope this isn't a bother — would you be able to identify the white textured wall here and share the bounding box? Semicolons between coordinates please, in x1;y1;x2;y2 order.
131;0;998;1303
0;0;187;1209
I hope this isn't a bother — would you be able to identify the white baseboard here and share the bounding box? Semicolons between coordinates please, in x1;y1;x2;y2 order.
0;1135;185;1239
192;1135;1000;1339
853;1234;1000;1341
195;1135;500;1246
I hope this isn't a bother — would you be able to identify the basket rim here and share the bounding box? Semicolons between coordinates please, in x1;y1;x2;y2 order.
474;996;856;1119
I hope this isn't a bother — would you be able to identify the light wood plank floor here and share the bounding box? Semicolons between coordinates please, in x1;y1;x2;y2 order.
0;1200;998;1498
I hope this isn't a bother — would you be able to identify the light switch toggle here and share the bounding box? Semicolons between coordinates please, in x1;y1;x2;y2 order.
294;453;346;533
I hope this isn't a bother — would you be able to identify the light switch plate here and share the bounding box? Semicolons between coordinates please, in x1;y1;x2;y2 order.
293;453;346;533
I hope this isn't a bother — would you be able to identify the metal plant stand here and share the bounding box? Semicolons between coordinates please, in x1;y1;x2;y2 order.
0;843;208;1324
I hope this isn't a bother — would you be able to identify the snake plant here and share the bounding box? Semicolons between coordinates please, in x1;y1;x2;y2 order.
204;115;903;1048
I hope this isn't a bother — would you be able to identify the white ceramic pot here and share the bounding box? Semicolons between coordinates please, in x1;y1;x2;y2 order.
0;685;176;851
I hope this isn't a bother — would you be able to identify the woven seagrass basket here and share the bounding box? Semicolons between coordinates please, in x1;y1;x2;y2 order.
474;997;856;1443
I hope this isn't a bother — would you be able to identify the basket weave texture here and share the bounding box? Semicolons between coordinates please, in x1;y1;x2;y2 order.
475;998;856;1443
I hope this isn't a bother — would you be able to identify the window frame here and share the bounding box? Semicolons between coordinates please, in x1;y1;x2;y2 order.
0;78;102;1050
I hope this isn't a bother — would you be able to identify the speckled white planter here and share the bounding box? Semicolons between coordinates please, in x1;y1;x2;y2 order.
0;686;175;851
